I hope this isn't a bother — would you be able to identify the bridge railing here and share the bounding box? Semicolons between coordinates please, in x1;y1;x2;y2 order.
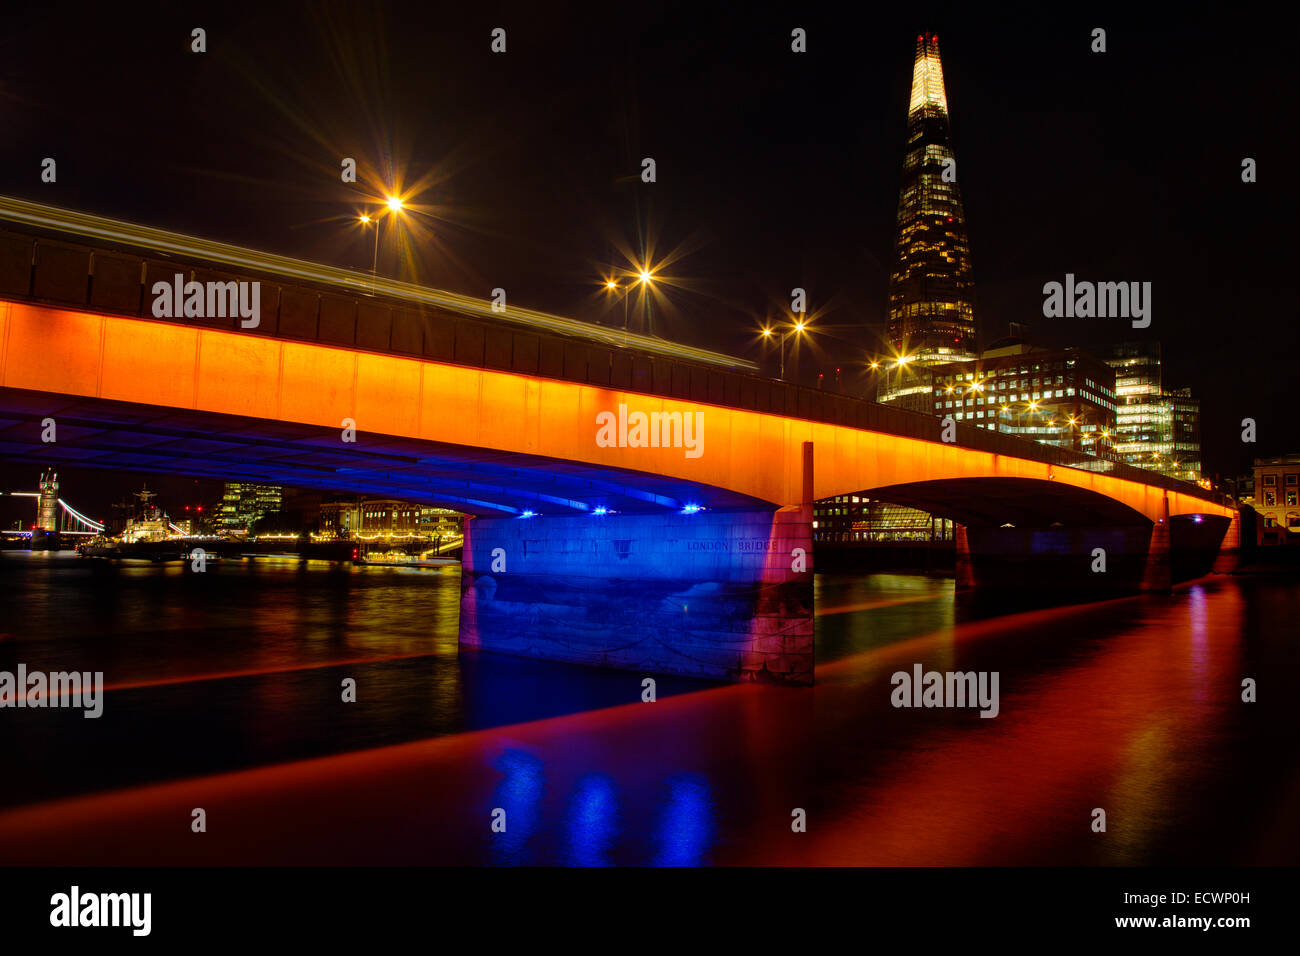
0;225;1230;510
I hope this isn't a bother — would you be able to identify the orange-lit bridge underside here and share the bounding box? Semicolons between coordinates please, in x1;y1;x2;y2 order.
0;302;1234;525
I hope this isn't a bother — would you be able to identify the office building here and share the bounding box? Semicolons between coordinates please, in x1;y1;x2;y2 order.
217;482;282;532
1254;455;1300;545
929;345;1117;451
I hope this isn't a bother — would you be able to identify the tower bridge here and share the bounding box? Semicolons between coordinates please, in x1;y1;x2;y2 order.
4;476;105;536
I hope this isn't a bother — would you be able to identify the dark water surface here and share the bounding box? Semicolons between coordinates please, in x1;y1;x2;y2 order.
0;552;1296;865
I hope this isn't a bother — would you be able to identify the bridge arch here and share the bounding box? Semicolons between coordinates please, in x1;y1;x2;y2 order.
841;477;1153;528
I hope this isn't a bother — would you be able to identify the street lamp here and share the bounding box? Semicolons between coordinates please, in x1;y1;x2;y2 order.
358;214;380;280
359;195;407;292
883;352;914;401
603;277;630;330
763;320;806;381
636;268;655;335
1065;415;1088;452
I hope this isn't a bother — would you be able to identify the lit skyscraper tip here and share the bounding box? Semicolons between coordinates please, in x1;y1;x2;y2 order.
909;32;949;116
887;31;977;376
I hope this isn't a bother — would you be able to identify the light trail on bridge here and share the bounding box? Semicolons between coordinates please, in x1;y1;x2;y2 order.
0;195;758;372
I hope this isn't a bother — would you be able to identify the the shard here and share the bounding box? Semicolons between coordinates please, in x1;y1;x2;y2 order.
886;32;977;367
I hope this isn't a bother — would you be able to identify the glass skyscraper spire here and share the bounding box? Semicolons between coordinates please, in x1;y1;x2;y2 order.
887;32;977;366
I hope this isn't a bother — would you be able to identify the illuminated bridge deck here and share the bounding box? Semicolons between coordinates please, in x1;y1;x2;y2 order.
0;195;1230;519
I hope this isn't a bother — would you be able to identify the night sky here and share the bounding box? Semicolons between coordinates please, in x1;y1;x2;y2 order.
0;0;1293;518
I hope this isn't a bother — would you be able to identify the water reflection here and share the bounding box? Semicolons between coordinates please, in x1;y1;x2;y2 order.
652;775;715;867
489;749;545;866
565;774;620;867
0;552;1295;866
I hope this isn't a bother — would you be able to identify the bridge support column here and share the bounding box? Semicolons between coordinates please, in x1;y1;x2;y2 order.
1212;508;1243;575
1140;493;1172;592
954;523;977;590
458;507;814;684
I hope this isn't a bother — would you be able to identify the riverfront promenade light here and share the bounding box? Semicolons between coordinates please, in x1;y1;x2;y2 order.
0;195;756;372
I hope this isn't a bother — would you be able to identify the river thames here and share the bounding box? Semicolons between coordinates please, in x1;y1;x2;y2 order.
0;552;1296;866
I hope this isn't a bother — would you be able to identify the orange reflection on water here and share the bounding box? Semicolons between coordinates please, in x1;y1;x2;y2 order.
0;580;1270;866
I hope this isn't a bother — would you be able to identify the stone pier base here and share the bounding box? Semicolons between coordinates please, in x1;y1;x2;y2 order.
458;508;814;685
1211;508;1242;575
1139;494;1173;592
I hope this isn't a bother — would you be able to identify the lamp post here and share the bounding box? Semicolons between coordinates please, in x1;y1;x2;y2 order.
604;278;629;331
761;319;806;381
887;352;914;401
359;195;405;293
358;214;377;278
1067;414;1082;452
872;361;889;402
637;268;654;335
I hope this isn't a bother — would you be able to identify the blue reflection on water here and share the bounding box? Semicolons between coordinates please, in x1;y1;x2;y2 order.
652;774;715;867
565;773;620;866
489;748;545;865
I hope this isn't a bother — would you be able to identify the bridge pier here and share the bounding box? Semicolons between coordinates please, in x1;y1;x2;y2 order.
1211;508;1243;575
954;523;977;590
458;507;814;685
1139;494;1172;592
